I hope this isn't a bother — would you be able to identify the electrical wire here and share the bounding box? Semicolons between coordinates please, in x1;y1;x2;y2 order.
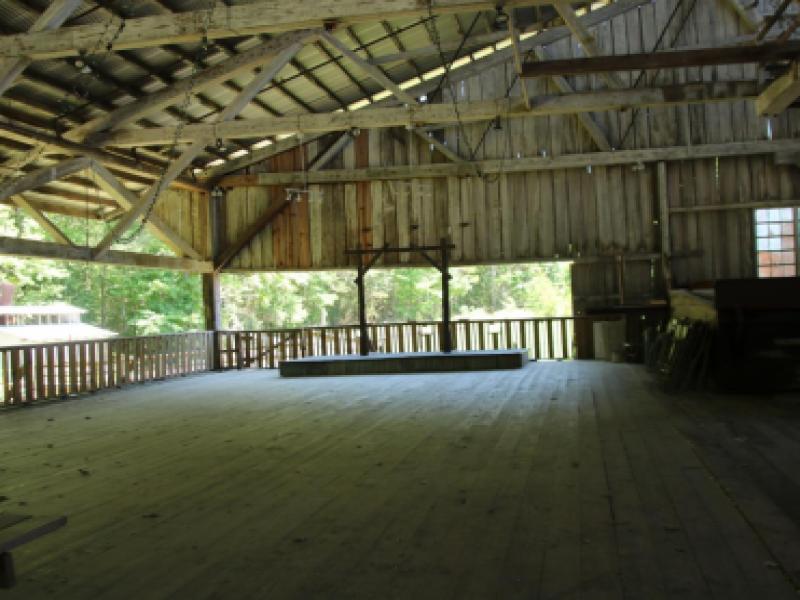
425;2;482;164
618;0;699;149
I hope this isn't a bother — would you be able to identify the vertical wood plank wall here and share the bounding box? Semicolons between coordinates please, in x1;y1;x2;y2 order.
149;0;800;308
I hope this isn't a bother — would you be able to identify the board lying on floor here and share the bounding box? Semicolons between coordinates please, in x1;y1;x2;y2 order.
279;350;529;377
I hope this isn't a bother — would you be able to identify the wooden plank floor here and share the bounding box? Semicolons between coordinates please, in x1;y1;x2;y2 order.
0;362;798;599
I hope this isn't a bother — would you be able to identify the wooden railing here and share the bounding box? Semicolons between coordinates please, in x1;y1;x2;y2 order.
0;318;582;405
218;318;576;369
0;332;213;407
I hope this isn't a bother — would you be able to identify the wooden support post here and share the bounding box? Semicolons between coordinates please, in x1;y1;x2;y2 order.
205;189;222;369
657;161;672;291
202;273;221;370
356;256;370;356
0;551;15;588
441;237;452;353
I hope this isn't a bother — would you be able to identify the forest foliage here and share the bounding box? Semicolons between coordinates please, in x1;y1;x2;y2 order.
0;207;571;335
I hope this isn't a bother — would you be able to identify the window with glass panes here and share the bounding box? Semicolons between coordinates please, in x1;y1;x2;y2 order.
755;207;799;278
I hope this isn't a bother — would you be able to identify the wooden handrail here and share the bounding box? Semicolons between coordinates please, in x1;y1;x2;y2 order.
216;316;588;371
0;332;213;407
0;316;619;404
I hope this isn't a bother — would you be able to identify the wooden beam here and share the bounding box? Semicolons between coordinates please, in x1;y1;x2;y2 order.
413;129;477;170
0;1;568;60
0;120;207;193
756;61;800;116
98;81;759;148
308;132;354;171
10;194;73;246
0;0;82;96
198;0;650;180
369;25;533;66
0;195;106;220
670;199;800;213
719;0;763;33
552;0;626;89
534;46;611;151
218;138;800;186
88;161;203;260
0;156;92;202
204;134;326;183
521;41;800;78
320;30;418;106
508;11;531;110
214;123;355;270
756;0;795;42
92;41;304;260
0;31;317;186
68;30;320;141
0;236;212;272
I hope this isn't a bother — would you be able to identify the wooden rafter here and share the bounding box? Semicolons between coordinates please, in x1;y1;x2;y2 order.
0;1;570;60
533;46;611;152
0;120;206;193
10;194;73;246
508;10;531;110
413;129;477;170
69;30;320;142
756;0;797;42
0;157;92;203
552;0;625;89
308;133;355;171
92;40;306;260
96;81;760;148
88;161;202;260
199;0;650;178
320;31;418;106
0;0;82;97
718;0;764;32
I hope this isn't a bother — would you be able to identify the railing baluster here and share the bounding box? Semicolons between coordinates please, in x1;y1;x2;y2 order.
2;350;11;405
36;345;46;399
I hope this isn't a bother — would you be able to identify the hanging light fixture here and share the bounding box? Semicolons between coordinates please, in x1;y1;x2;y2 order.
493;5;509;31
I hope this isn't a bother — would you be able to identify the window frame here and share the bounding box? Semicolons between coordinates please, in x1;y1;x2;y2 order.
754;206;800;278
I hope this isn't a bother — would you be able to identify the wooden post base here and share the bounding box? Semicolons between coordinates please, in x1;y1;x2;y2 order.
0;552;15;588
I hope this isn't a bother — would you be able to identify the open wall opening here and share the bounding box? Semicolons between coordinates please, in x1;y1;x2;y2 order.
0;207;203;337
219;262;572;330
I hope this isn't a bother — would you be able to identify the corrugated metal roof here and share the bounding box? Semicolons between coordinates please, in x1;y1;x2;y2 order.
0;0;546;216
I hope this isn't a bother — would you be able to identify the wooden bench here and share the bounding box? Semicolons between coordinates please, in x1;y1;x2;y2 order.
0;513;67;588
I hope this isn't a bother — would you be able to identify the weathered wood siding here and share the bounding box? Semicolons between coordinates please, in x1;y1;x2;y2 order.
151;0;800;307
153;188;212;259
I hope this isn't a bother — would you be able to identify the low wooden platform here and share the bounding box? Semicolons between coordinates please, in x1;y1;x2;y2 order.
2;363;800;599
279;349;529;377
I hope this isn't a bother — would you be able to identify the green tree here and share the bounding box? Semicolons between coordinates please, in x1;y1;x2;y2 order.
0;207;202;336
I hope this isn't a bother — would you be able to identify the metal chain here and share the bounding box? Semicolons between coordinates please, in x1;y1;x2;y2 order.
425;1;481;165
0;7;128;187
119;1;216;245
54;9;128;129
